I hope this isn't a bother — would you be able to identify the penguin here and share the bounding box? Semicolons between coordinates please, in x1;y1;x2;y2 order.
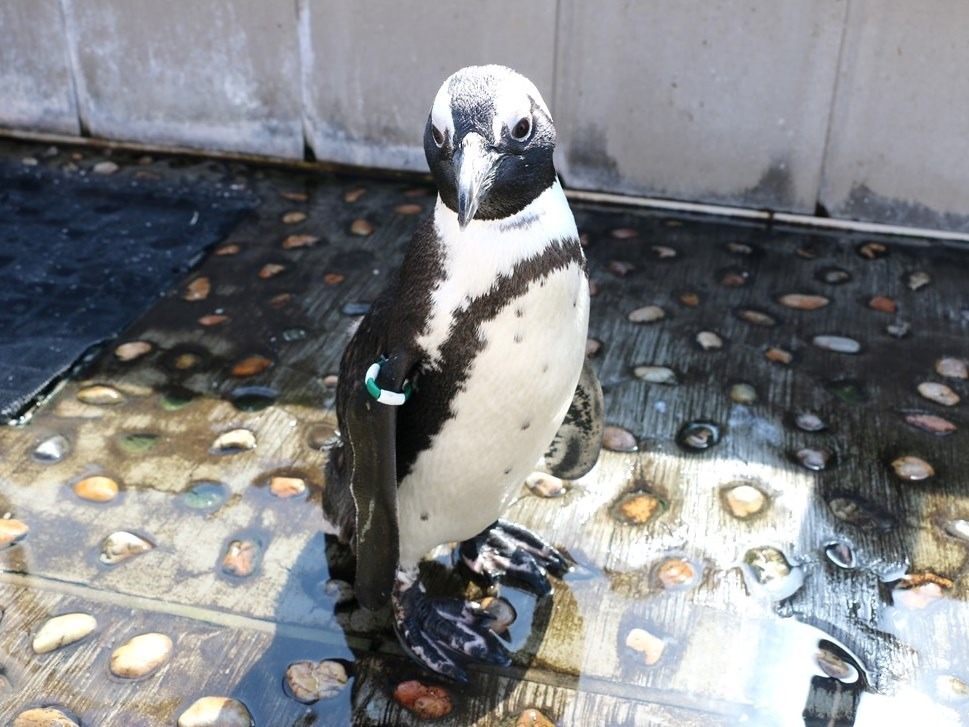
324;64;603;682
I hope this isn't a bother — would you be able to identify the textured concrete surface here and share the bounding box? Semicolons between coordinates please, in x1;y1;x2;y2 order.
2;138;969;726
554;0;847;214
818;0;969;232
300;0;557;171
0;0;79;136
61;0;304;157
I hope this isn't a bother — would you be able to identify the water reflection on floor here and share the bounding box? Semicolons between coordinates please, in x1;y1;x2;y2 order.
1;139;968;726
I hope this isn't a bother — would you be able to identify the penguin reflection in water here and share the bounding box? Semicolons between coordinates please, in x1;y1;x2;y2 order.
325;65;603;681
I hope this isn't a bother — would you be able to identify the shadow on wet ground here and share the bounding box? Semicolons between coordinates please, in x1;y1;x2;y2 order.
1;138;968;726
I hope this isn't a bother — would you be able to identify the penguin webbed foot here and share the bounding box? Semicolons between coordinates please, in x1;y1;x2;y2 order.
392;573;511;682
458;519;570;596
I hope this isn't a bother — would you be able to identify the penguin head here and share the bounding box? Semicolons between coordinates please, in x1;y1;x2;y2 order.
424;65;557;229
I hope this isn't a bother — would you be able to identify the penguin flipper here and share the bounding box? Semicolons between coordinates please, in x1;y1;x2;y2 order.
544;359;604;480
345;381;400;611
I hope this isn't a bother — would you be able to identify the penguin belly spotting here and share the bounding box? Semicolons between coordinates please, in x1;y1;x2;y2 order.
324;65;603;681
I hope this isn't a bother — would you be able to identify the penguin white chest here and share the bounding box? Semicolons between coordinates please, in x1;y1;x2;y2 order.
397;261;588;565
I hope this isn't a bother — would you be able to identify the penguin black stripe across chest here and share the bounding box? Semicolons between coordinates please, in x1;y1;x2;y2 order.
323;65;603;682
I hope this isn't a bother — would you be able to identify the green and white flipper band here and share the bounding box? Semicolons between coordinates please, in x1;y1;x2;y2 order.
364;361;412;406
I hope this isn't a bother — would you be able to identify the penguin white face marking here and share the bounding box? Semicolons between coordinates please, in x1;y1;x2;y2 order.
430;84;453;148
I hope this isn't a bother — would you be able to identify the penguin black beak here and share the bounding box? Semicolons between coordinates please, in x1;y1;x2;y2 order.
454;133;501;229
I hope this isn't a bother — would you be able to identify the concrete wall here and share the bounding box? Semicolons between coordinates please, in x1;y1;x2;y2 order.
1;1;967;231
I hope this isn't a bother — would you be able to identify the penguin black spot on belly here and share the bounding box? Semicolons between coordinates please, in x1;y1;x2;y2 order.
542;363;549;373
521;421;531;431
503;465;513;475
514;333;523;343
515;308;524;318
420;512;429;521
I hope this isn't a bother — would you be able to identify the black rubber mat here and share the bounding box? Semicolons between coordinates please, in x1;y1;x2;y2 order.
0;158;251;420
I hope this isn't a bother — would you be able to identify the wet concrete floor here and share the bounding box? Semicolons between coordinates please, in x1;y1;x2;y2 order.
1;138;969;726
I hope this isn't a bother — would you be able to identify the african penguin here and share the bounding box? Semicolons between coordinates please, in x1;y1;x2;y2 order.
324;64;603;681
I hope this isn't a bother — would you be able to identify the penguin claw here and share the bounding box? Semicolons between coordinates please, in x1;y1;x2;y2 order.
392;575;512;682
458;519;570;595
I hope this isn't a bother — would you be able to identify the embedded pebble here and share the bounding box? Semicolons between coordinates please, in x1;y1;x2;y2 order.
817;648;857;682
936;357;968;379
795;448;831;471
115;341;153;361
935;675;969;704
826;379;867;404
696;331;723;350
33;434;70;462
73;475;120;502
211;429;257;454
655;558;697;590
282;327;308;342
13;707;80;727
906;270;931;290
258;263;286;279
943;519;969;542
341;302;371;316
279;190;308;202
177;696;254;727
611;491;664;525
722;483;767;519
679;292;700;307
76;384;124;405
182;482;228;510
891;455;935;481
627;305;665;323
285;660;349;703
652;245;677;258
481;596;517;634
93;160;119;175
283;233;319;249
729;383;757;404
215;244;240;255
611;227;639;239
281;211;307;224
270;293;293;308
395;203;423;215
393;680;453;719
736;309;777;327
624;627;666;665
824;542;854;569
602;426;637;452
525;472;566;498
231;355;272;377
817;267;852;284
726;242;754;255
633;366;677;384
183;277;211;301
764;346;793;365
109;632;173;678
812;335;860;354
918;382;960;406
885;320;911;338
0;518;29;547
198;314;228;326
170;351;203;371
795;412;827;432
32;612;97;654
719;268;752;287
515;709;555;727
306;423;338;450
585;338;602;357
100;531;154;565
270;476;307;498
828;495;895;531
892;573;952;609
608;260;636;277
779;293;829;311
120;433;159;454
868;295;896;313
344;188;366;203
857;242;888;259
221;539;261;577
742;546;803;597
676;421;721;451
350;218;373;236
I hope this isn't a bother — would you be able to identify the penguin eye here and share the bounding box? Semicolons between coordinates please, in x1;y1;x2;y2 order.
511;116;532;141
431;125;445;147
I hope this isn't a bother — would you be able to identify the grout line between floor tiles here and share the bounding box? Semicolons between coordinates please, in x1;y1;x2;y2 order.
0;571;371;651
